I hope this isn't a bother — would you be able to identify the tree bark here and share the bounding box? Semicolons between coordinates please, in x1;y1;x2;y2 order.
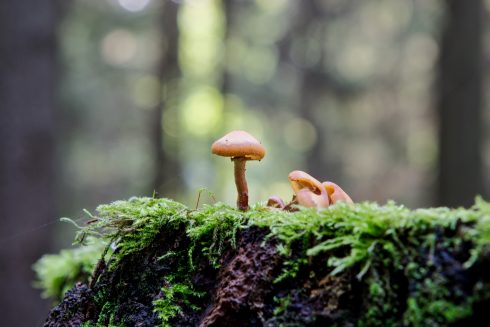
437;0;484;207
43;220;490;326
0;1;58;326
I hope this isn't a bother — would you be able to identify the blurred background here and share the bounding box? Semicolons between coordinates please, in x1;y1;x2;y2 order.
0;0;488;325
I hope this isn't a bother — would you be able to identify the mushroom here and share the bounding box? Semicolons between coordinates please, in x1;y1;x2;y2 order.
211;130;265;210
288;170;330;209
266;195;285;209
323;182;353;204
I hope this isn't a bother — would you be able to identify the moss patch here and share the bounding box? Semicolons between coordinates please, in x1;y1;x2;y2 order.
33;236;107;301
37;196;490;326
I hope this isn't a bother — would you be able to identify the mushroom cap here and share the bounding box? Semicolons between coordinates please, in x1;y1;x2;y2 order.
288;170;329;208
266;195;285;209
323;181;353;204
288;170;323;195
211;130;265;160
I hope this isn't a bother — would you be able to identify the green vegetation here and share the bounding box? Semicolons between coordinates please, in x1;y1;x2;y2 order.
70;198;187;266
153;279;205;327
33;236;108;301
35;196;490;326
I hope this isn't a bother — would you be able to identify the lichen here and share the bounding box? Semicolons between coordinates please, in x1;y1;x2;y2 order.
37;196;490;326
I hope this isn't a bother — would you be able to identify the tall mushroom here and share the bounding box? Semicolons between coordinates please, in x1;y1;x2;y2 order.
211;130;265;210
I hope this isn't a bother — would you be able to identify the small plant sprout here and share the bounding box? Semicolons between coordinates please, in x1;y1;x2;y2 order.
288;170;330;209
211;130;265;211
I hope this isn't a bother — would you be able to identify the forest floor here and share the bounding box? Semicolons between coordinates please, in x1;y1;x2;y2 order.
37;197;490;326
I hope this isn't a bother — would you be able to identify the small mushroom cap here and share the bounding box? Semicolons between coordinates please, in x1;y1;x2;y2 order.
323;182;353;204
211;130;265;160
266;195;285;209
288;170;323;195
288;170;329;208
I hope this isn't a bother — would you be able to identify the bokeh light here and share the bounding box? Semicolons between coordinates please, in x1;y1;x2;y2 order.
117;0;151;12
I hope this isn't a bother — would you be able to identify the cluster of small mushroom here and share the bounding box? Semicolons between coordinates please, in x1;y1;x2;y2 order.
211;130;352;211
267;170;352;211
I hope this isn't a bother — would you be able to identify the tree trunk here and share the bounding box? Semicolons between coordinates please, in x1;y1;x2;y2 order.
152;1;182;196
220;0;234;97
437;0;484;207
42;202;490;326
0;1;58;326
289;0;342;182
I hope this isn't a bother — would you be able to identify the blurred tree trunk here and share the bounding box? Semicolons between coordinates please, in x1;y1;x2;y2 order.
152;1;182;196
220;0;234;97
290;0;341;181
0;1;58;326
437;0;484;207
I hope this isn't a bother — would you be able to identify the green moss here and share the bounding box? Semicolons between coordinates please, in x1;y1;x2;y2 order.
79;197;188;267
153;279;205;327
186;202;246;267
273;295;292;316
96;301;121;326
36;196;490;326
33;236;108;301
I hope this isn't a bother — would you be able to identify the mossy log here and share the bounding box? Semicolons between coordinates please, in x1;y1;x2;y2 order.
37;197;490;326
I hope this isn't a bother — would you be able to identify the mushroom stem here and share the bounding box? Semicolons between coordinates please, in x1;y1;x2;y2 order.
233;157;249;210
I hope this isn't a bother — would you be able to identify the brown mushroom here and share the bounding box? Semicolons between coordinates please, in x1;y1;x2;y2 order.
266;195;285;209
288;170;330;209
211;130;265;210
323;181;353;204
